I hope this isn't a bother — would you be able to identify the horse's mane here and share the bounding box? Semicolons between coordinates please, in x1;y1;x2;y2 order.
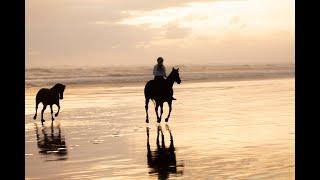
166;68;178;81
51;83;65;91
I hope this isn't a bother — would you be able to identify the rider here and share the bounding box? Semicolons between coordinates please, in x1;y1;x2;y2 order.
153;57;176;100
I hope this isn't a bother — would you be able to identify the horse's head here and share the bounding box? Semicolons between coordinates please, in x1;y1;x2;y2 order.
52;83;66;100
170;67;181;84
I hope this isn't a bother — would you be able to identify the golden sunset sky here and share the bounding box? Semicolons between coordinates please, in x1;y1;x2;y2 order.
26;0;294;67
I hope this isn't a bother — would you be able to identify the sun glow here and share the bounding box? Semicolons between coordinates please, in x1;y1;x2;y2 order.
118;0;294;37
27;0;294;67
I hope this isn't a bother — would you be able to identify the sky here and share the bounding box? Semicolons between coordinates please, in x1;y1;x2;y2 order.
26;0;295;68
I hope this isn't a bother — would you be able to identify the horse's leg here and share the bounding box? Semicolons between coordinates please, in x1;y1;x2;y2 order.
146;127;152;163
33;101;39;120
34;123;40;141
167;125;175;151
55;103;60;117
160;126;165;149
41;105;47;124
155;103;160;123
165;100;172;122
51;122;54;135
50;105;54;121
57;123;61;138
156;126;161;148
146;127;150;150
159;103;164;122
145;98;149;123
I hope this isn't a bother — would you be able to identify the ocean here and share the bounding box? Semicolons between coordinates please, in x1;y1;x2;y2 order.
25;64;295;179
25;64;294;88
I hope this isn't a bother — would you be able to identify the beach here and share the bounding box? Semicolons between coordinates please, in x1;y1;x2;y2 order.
25;65;294;179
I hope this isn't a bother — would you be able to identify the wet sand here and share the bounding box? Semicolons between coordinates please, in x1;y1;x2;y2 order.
25;78;294;179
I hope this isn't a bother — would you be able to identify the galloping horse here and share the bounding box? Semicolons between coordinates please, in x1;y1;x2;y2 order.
144;68;181;123
33;83;66;124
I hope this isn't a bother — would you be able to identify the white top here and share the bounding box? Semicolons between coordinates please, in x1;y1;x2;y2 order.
153;64;166;77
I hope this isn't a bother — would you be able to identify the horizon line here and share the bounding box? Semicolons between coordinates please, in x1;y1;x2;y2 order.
26;62;295;69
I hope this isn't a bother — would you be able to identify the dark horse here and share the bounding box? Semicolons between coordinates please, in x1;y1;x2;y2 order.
146;125;184;179
33;83;66;124
144;68;181;123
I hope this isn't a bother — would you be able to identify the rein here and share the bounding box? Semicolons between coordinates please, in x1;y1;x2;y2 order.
166;72;175;88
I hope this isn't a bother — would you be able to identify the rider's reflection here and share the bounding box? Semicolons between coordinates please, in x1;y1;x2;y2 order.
146;125;184;179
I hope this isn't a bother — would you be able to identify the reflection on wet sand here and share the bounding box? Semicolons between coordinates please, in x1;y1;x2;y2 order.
35;122;68;160
147;124;184;179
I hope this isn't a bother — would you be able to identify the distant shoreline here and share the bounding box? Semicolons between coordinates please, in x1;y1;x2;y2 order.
26;63;295;70
25;64;294;89
25;75;294;90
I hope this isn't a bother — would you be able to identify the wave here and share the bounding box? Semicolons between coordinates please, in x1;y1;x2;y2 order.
26;64;295;88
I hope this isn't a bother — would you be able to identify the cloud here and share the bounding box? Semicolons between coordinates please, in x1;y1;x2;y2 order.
94;0;219;11
164;23;192;39
229;16;240;25
26;0;294;67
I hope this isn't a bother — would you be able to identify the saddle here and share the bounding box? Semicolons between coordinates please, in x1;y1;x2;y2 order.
152;79;173;100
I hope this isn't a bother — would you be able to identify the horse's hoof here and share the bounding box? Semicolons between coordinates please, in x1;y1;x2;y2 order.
146;119;149;123
165;118;169;122
52;118;55;121
55;113;59;117
33;116;36;120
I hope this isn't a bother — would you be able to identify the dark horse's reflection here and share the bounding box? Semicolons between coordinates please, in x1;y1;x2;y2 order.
146;124;184;179
34;122;68;160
